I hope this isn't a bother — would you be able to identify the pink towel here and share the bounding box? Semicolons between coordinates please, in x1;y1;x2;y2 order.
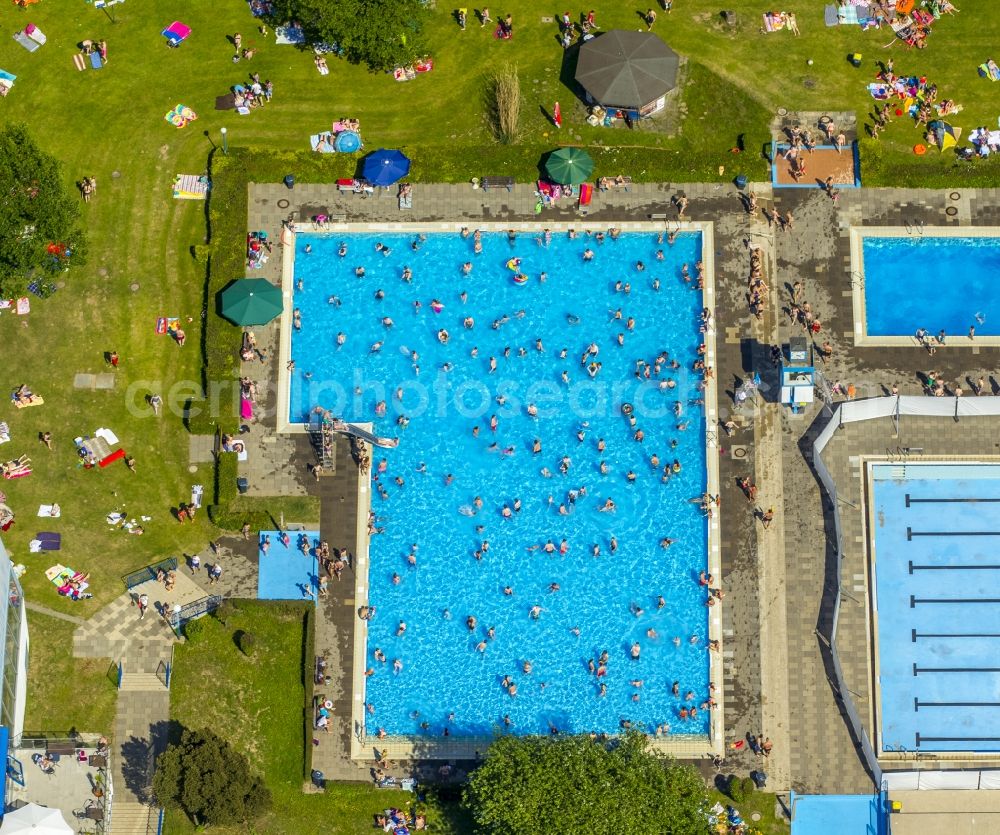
240;397;253;420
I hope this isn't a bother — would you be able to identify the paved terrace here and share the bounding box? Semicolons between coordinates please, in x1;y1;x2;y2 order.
242;179;1000;793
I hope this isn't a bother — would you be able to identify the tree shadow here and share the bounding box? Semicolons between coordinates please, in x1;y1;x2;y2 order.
121;720;180;804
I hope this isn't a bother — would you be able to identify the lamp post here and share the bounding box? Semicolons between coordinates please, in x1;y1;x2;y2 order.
220;127;228;156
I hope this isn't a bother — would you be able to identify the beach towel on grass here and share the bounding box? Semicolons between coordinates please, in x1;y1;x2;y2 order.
13;31;39;52
45;564;68;582
839;4;860;24
980;62;1000;81
763;12;786;31
824;4;840;25
311;133;336;153
172;174;210;199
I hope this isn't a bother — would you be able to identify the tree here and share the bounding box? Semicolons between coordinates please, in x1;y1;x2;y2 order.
0;124;86;295
273;0;428;72
463;733;709;835
153;727;271;826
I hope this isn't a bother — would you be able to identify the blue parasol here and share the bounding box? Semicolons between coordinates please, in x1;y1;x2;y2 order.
334;130;361;153
362;148;411;186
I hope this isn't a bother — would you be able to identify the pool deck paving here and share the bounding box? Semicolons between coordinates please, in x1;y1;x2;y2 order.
237;180;1000;795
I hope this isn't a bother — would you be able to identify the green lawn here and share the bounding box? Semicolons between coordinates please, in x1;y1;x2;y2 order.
709;788;788;835
167;602;473;834
22;613;118;736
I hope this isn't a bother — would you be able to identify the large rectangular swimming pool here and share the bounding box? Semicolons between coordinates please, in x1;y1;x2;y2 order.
288;228;714;739
870;462;1000;753
861;235;1000;338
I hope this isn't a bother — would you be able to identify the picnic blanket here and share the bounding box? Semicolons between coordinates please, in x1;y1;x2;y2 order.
173;174;210;199
215;92;236;110
0;422;9;444
0;70;15;94
32;532;61;553
37;504;61;518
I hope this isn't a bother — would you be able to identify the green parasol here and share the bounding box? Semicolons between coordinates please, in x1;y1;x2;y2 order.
220;278;284;325
544;147;595;185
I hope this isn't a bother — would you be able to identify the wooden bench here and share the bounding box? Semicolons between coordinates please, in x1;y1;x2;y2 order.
480;176;515;192
46;741;76;756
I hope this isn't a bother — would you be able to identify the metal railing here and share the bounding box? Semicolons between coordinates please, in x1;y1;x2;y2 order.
155;644;175;689
168;594;224;632
123;557;178;590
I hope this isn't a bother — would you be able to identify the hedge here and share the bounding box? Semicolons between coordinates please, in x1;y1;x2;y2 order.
302;604;316;781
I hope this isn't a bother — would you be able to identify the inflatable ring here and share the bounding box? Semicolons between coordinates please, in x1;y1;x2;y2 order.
913;144;927;156
506;258;522;271
511;273;528;285
180;107;196;120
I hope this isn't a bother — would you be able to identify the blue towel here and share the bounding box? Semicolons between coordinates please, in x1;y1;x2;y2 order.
0;70;16;82
90;51;103;69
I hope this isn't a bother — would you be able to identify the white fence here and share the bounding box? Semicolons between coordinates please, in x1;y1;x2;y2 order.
812;396;1000;786
883;769;1000;791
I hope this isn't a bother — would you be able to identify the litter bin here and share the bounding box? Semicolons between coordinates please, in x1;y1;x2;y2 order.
284;174;295;189
734;174;748;190
236;477;249;495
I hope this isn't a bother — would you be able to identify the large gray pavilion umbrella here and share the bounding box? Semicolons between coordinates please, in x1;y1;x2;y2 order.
575;30;679;111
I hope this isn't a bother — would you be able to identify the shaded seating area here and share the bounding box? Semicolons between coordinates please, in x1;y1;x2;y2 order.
574;30;679;121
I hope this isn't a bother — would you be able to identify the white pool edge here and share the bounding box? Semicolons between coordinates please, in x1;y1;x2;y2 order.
850;227;1000;348
279;221;723;760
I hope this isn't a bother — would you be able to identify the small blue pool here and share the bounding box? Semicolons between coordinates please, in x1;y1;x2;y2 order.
862;236;1000;337
257;529;320;602
290;229;712;738
871;463;1000;753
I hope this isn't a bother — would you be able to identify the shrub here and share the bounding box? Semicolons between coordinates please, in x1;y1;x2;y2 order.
728;774;748;802
237;631;256;656
484;63;521;145
213;600;236;626
740;776;756;799
183;618;206;644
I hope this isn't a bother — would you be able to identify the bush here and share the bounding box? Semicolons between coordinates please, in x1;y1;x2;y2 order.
237;631;256;656
484;63;521;145
728;774;748;802
740;776;756;799
183;618;207;644
213;600;236;626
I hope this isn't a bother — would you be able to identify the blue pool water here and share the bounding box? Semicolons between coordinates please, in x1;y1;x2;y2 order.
290;230;711;737
871;463;1000;752
257;529;320;602
863;236;1000;336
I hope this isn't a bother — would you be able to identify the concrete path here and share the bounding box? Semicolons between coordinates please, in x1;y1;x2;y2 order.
749;210;793;792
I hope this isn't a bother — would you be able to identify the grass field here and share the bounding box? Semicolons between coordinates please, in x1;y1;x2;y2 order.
167;602;473;834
